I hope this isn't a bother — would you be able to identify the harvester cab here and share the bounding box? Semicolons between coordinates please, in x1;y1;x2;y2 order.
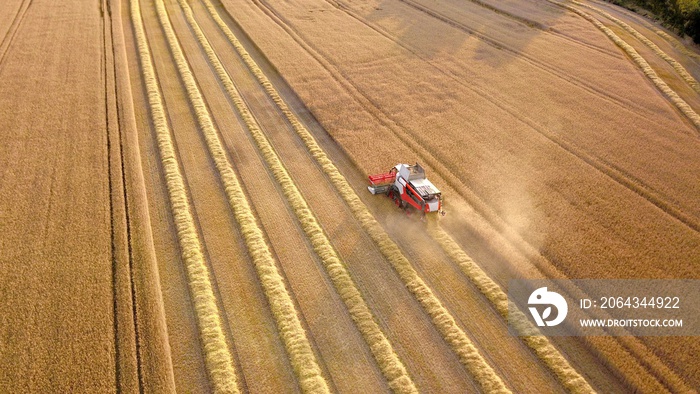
368;163;445;216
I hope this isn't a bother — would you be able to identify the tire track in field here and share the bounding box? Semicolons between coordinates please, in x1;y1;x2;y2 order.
327;0;617;75
452;0;621;57
317;0;700;232
277;0;662;129
203;2;593;392
210;1;696;391
392;0;664;125
257;0;700;237
201;2;549;392
130;0;240;392
574;0;700;93
0;0;27;48
102;0;140;390
112;0;177;390
151;0;331;392
452;0;620;57
0;0;32;70
543;0;700;132
461;0;548;29
357;0;647;120
177;1;418;392
330;0;616;58
104;3;125;390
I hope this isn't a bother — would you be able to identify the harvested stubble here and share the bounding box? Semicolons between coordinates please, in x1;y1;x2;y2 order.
656;29;700;61
176;0;417;392
200;1;509;392
574;0;700;92
430;225;595;394
129;0;239;392
111;0;176;389
152;0;330;392
591;0;700;63
547;0;700;131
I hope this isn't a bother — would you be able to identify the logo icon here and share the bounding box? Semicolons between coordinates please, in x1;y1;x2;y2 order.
528;287;568;327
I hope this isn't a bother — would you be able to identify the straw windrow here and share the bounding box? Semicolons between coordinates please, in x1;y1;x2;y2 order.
199;1;511;391
574;0;700;92
430;226;595;394
656;30;700;61
129;0;239;392
151;0;330;392
547;0;700;131
175;0;417;391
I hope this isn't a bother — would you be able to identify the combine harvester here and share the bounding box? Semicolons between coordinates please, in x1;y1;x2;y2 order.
368;163;445;217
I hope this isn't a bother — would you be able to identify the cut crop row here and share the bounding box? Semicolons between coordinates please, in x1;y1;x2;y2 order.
575;0;700;92
429;225;594;394
176;0;418;391
547;0;700;131
199;1;509;391
151;0;332;392
129;0;240;392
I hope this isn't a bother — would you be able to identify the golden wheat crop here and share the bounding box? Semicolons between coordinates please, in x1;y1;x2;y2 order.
176;1;417;392
574;0;700;92
130;0;240;392
199;2;509;391
549;0;700;131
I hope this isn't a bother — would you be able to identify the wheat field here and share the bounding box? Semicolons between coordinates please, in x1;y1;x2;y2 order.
0;0;698;392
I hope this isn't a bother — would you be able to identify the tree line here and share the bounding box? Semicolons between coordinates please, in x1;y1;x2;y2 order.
608;0;700;42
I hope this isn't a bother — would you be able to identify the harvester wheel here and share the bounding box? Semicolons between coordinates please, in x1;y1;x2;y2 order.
387;185;397;200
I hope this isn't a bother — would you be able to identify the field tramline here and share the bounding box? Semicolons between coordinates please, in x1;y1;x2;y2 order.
546;0;700;131
195;1;516;392
151;0;331;391
196;1;601;392
0;0;696;391
129;0;240;392
175;0;418;391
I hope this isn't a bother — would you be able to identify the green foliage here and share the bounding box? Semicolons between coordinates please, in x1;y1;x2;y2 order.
607;0;700;42
681;1;700;41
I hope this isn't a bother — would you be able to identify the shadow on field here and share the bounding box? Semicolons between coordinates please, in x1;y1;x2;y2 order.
349;0;566;67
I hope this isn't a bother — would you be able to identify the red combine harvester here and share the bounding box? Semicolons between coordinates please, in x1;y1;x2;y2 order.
368;163;445;216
